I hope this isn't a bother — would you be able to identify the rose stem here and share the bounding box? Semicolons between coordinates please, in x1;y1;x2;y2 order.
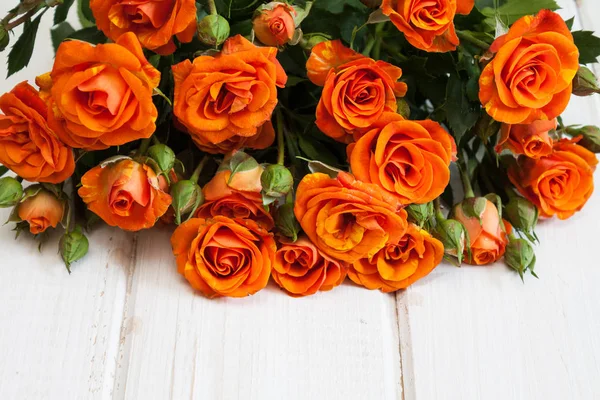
0;166;8;177
190;155;211;183
207;0;217;15
433;197;446;221
135;138;153;157
275;109;286;166
457;162;475;199
456;30;490;51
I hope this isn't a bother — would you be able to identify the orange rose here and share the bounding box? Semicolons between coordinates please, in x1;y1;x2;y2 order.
508;139;598;219
196;153;274;229
454;198;509;265
272;236;348;297
348;224;443;292
90;0;196;55
171;216;276;298
78;158;172;231
347;112;456;204
479;10;579;124
496;119;556;159
172;35;287;150
38;32;160;150
17;187;65;235
294;171;409;263
381;0;475;52
306;40;408;143
0;82;74;184
253;2;297;46
190;120;275;155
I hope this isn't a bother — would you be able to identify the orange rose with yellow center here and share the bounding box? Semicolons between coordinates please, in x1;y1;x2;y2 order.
38;32;160;151
479;10;579;124
381;0;475;52
0;82;74;184
454;198;510;265
306;40;408;143
272;236;348;297
17;188;65;235
90;0;197;55
347;112;456;204
496;119;556;159
171;216;276;298
172;35;287;151
348;224;443;292
294;171;409;263
79;158;172;231
508;139;598;220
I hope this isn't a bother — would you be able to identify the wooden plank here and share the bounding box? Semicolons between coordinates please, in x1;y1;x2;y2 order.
114;229;402;400
0;7;132;399
398;1;600;399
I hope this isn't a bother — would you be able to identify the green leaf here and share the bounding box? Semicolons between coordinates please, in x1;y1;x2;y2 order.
77;0;95;27
51;21;76;52
225;151;259;184
481;0;559;26
565;16;574;31
298;135;338;166
67;27;107;45
314;0;366;15
572;30;600;64
54;0;75;25
7;12;44;78
444;74;480;145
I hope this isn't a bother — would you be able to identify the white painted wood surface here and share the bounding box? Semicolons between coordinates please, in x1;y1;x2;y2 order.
0;1;599;399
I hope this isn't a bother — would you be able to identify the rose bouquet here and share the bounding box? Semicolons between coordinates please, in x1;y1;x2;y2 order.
1;0;599;297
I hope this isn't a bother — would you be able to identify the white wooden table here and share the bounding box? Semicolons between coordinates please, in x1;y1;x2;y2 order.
1;1;599;399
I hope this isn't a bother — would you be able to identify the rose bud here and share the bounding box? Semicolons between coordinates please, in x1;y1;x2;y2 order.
59;226;90;274
0;27;9;52
454;198;509;265
505;238;537;280
302;33;331;50
274;203;300;242
16;186;65;235
253;2;297;46
261;164;293;198
497;119;556;159
504;195;539;242
406;202;434;228
434;218;466;264
197;14;231;47
566;125;600;153
147;144;176;174
572;66;600;97
170;180;204;225
0;177;24;208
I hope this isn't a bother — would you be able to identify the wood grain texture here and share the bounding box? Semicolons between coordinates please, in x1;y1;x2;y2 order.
396;2;600;399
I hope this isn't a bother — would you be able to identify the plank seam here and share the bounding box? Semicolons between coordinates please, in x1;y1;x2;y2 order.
395;290;416;400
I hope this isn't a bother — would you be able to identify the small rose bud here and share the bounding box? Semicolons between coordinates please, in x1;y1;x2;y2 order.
253;2;297;46
406;202;433;228
360;0;382;7
197;14;230;47
59;226;89;274
0;27;9;52
504;195;538;242
572;66;600;97
434;218;466;264
505;238;536;280
274;203;300;242
566;125;600;153
261;164;293;198
15;186;65;235
170;180;204;225
0;177;23;208
147;144;176;173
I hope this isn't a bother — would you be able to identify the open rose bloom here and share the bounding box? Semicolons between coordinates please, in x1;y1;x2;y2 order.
0;1;598;290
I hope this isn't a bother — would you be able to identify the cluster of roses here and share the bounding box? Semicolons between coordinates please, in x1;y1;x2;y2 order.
0;0;599;296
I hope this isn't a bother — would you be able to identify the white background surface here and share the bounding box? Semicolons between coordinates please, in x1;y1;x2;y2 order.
0;1;599;399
